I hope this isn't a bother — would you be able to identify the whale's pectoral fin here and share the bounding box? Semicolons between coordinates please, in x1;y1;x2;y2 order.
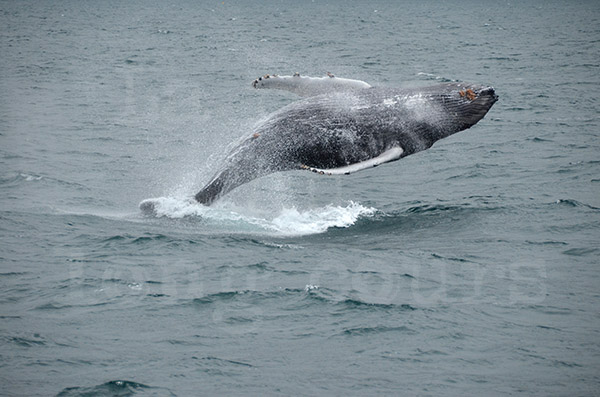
301;146;405;175
252;73;372;97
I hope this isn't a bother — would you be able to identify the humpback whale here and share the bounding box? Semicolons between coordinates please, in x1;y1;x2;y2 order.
192;73;497;206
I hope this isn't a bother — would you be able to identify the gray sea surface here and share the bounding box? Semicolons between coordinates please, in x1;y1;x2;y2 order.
1;0;599;395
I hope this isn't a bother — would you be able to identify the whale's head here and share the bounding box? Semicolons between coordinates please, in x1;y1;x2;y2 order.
454;84;498;130
408;83;498;146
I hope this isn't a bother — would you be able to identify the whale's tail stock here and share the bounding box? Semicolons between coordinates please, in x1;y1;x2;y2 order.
195;168;241;206
194;174;225;206
195;161;275;206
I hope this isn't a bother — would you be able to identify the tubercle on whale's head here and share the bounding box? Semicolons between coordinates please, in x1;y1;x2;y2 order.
457;85;498;104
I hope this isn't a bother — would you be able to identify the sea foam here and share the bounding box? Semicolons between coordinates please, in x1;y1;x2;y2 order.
139;197;375;236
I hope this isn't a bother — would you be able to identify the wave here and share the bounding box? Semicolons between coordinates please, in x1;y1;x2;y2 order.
183;286;417;311
56;380;174;397
554;199;600;210
138;196;376;236
416;72;457;82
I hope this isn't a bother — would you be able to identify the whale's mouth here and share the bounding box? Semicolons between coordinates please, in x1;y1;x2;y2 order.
476;86;499;111
479;86;498;103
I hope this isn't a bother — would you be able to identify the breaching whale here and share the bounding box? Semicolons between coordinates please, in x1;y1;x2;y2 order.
193;74;497;206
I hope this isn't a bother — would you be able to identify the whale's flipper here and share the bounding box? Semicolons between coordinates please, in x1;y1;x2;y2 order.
252;73;371;97
301;146;405;175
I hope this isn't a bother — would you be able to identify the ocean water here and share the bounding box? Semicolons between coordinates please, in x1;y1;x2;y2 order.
1;0;599;395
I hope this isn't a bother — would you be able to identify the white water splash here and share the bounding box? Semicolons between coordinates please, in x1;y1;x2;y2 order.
139;197;207;218
139;197;375;236
270;202;375;235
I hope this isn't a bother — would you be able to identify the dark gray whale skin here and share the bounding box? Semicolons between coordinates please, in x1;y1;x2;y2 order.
195;83;498;205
